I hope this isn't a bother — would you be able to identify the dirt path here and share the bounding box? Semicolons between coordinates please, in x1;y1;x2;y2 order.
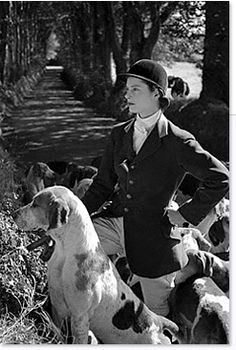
2;66;115;166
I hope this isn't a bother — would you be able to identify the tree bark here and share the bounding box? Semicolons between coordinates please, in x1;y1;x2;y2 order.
0;2;9;83
103;2;128;74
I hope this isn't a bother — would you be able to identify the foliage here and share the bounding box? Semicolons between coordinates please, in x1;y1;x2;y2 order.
0;149;61;343
0;1;229;343
0;147;18;207
58;1;206;117
74;70;113;111
162;1;205;40
153;1;205;64
0;308;61;344
1;1;207;116
153;33;203;66
0;2;49;85
201;1;229;105
46;33;61;61
167;97;229;161
0;195;62;343
106;2;180;72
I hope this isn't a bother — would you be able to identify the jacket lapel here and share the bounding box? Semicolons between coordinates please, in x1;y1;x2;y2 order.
122;118;136;161
135;125;162;163
122;114;169;164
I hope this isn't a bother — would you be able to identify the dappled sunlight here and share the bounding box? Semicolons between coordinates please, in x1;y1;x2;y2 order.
45;66;64;71
27;141;44;147
2;67;115;165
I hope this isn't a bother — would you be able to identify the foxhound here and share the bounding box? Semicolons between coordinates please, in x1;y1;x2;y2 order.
175;249;229;295
169;275;229;344
13;186;179;344
23;162;56;204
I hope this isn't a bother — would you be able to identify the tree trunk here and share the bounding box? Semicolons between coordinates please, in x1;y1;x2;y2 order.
0;2;9;83
200;1;229;105
103;2;128;75
98;3;112;84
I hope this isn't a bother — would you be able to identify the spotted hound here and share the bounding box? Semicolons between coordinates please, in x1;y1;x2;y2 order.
13;186;179;344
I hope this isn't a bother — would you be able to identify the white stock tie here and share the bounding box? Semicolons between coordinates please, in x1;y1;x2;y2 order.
133;111;161;154
133;118;148;154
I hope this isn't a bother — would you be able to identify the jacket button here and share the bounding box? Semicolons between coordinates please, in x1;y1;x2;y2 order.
129;180;134;185
126;194;132;199
124;208;129;213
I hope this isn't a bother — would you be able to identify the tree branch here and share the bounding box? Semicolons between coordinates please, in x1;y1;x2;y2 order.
160;2;179;24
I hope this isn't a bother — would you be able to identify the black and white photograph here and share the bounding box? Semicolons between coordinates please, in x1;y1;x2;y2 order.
0;1;230;346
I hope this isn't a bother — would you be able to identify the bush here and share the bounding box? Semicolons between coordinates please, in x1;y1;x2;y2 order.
73;69;113;112
0;148;62;343
167;97;229;161
0;147;19;209
61;66;113;115
153;33;204;66
60;68;78;90
0;203;63;343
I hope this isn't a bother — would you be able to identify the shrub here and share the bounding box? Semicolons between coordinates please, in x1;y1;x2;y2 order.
0;206;61;343
73;69;113;112
167;97;229;161
0;150;61;343
0;147;19;209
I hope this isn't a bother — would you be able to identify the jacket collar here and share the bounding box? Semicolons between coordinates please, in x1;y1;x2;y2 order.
124;113;168;138
123;113;169;163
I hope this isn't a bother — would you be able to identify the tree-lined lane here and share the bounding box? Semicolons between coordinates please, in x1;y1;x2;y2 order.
2;66;115;166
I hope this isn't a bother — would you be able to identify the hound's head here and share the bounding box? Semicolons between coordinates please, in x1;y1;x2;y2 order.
13;186;79;233
24;162;57;197
27;162;56;182
209;212;229;249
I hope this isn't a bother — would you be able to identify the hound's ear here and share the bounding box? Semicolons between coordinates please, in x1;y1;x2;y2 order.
48;199;70;229
33;162;44;177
